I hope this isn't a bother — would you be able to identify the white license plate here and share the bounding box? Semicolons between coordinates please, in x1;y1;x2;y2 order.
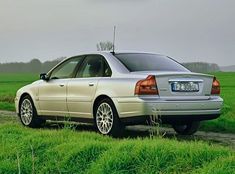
171;82;199;92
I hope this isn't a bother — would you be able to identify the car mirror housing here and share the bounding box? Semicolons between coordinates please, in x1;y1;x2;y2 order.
40;73;49;81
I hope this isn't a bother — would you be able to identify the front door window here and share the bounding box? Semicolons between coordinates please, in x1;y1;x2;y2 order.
50;57;83;79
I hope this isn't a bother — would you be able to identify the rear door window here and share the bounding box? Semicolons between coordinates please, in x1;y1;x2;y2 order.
76;55;112;78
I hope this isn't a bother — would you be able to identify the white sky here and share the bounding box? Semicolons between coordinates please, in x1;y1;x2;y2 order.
0;0;234;66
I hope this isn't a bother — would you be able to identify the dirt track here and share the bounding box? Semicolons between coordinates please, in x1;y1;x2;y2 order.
0;110;16;117
126;125;235;149
1;110;235;149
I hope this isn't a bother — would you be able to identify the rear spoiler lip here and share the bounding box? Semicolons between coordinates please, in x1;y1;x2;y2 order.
130;71;214;78
130;71;214;77
154;72;214;78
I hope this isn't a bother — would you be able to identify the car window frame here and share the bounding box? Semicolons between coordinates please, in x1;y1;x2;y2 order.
48;56;85;80
75;54;112;78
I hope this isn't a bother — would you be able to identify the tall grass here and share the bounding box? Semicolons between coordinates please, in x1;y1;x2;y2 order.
0;123;234;173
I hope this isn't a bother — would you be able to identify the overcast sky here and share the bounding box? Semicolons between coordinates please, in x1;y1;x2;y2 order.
0;0;234;66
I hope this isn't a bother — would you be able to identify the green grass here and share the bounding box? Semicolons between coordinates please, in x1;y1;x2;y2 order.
0;73;38;111
200;72;235;133
0;72;235;133
0;123;234;174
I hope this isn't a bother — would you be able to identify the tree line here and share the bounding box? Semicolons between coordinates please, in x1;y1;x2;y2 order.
0;58;65;73
182;62;220;73
0;58;220;73
0;42;220;73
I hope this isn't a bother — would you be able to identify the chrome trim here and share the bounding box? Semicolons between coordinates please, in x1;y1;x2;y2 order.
168;78;203;82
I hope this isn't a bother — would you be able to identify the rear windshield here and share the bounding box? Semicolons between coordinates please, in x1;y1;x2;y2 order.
114;53;189;72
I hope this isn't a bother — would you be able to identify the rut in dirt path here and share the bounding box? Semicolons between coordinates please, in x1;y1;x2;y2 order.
0;110;16;117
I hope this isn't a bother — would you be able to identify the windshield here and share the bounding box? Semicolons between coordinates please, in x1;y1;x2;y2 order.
114;53;189;72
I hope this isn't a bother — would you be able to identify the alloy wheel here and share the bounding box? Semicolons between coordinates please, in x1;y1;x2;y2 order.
96;102;113;134
20;99;33;125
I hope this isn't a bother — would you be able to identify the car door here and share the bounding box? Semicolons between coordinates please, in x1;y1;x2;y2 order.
38;56;83;116
67;54;111;118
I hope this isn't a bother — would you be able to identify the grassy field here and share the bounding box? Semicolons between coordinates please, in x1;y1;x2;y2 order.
0;123;234;173
200;72;235;133
0;72;234;133
0;73;38;111
0;73;235;173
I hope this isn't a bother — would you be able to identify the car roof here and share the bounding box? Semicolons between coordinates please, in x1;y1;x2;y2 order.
68;51;164;58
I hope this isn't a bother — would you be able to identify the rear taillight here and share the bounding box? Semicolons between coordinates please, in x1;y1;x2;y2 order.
211;77;220;95
135;75;158;95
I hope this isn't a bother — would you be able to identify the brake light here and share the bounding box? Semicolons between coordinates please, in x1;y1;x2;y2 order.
135;75;158;95
211;77;220;95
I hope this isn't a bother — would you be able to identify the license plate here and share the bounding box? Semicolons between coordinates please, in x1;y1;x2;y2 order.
171;82;199;92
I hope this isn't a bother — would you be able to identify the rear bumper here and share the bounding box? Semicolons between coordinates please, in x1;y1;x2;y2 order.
120;114;220;125
113;96;223;122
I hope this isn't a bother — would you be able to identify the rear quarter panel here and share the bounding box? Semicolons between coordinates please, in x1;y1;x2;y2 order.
95;77;140;98
94;77;144;116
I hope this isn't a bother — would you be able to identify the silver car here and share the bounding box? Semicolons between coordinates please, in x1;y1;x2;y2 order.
15;52;223;136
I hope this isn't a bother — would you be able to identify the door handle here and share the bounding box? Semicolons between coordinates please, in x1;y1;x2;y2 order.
59;84;65;87
89;82;94;87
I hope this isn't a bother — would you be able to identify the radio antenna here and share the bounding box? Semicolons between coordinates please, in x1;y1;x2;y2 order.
111;26;116;54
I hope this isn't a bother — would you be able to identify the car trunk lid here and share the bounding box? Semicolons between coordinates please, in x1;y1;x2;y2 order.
131;71;214;100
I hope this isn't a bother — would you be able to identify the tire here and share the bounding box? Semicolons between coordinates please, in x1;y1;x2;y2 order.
19;95;45;128
172;121;200;135
94;98;123;137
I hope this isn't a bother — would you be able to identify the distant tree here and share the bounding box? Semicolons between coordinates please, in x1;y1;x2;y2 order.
41;57;66;73
182;62;220;73
28;59;42;73
96;41;113;51
0;57;66;73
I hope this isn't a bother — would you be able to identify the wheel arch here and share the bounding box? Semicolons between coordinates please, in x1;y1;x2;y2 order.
92;95;119;119
18;93;36;113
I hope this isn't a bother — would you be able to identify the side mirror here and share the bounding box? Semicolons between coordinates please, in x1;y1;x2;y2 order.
40;73;49;81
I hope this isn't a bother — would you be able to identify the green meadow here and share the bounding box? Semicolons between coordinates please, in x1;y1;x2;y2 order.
0;72;235;173
200;72;235;133
0;73;38;110
0;72;235;133
0;123;234;174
